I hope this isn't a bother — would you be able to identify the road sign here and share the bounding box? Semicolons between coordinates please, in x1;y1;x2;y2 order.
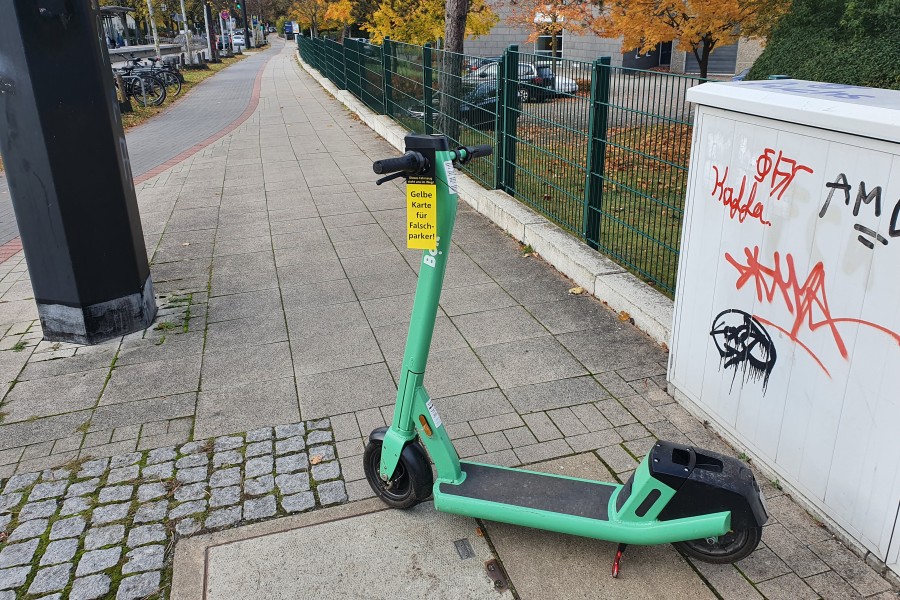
220;10;230;20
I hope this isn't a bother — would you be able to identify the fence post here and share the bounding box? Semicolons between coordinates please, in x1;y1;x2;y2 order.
353;39;362;98
382;38;394;117
349;39;359;98
494;45;519;194
583;56;611;249
340;39;347;89
423;43;433;135
314;37;320;72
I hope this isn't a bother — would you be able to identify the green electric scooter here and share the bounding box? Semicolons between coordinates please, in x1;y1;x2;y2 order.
363;133;767;577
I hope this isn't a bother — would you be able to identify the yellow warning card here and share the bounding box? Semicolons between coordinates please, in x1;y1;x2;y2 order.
407;183;437;250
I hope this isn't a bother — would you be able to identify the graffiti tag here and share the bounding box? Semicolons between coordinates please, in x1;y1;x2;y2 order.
711;149;813;227
710;309;777;393
741;80;876;100
818;173;900;249
724;246;900;376
755;148;814;201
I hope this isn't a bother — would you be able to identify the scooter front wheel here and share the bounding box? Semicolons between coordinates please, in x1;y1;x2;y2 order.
674;526;763;564
363;438;433;509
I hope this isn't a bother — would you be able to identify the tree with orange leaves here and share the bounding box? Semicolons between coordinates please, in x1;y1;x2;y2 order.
324;0;354;40
593;0;789;78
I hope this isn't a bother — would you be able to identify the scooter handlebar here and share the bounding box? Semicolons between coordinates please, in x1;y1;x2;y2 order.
465;144;493;159
457;144;493;165
372;151;427;175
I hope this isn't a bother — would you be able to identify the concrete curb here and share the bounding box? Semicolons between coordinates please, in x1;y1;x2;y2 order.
295;52;674;346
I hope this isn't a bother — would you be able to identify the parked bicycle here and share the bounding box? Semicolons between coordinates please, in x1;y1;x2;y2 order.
126;54;184;97
113;67;167;107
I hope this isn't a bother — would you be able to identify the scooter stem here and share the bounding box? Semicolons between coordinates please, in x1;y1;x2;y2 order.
378;135;463;483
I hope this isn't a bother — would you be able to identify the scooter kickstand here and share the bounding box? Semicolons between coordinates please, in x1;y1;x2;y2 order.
611;543;627;578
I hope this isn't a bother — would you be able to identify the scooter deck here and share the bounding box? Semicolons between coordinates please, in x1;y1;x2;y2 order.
438;462;615;520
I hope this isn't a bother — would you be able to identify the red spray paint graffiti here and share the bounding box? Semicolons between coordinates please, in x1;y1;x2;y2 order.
725;246;900;376
711;149;813;227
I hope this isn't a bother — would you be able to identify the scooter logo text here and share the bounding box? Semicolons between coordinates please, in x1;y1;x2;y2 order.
423;237;441;268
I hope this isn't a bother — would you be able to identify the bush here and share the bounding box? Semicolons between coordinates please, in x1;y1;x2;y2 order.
748;0;900;89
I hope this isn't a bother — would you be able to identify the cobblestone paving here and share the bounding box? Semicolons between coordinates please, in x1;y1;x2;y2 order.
0;420;344;599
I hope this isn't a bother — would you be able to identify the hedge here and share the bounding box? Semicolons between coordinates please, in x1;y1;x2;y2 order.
748;0;900;90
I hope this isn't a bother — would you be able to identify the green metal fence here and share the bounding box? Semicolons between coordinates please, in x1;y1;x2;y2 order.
296;34;704;296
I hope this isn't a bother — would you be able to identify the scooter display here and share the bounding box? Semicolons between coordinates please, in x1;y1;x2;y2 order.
363;133;768;577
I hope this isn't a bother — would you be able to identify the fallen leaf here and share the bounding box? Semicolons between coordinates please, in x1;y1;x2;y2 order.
310;455;323;465
618;311;631;321
568;286;584;295
475;526;484;537
182;242;190;247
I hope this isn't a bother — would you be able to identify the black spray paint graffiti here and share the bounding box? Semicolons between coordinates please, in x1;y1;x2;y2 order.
819;173;900;249
710;309;777;393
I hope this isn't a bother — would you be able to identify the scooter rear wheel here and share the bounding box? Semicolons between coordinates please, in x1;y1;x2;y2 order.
674;526;762;564
363;438;433;509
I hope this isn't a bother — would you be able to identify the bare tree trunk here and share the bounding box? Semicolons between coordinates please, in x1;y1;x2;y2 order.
438;0;468;143
205;1;220;62
694;36;715;79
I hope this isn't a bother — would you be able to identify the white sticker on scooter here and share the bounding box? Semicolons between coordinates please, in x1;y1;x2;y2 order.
425;399;443;428
444;160;458;195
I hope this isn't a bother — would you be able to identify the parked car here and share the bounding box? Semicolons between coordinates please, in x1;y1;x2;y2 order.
459;82;500;129
232;33;246;49
404;83;499;130
462;62;555;102
463;56;501;72
554;75;577;96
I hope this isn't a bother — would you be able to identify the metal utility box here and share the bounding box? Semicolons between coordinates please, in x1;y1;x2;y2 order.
669;79;900;571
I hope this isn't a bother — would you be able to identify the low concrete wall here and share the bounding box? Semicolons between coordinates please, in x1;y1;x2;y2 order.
295;52;674;348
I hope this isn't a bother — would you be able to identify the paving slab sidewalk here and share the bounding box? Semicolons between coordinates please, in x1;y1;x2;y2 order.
0;42;895;598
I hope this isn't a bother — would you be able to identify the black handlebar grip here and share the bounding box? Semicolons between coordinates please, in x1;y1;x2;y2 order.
372;151;426;175
468;144;493;158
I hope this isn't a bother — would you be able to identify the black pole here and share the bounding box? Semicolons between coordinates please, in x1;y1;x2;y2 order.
241;2;250;47
0;0;157;344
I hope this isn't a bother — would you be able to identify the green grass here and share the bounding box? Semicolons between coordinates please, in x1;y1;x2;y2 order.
506;122;690;296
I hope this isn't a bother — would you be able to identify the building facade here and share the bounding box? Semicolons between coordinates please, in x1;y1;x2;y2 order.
463;3;763;75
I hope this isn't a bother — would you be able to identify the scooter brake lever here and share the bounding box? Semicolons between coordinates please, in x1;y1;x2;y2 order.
375;172;407;186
